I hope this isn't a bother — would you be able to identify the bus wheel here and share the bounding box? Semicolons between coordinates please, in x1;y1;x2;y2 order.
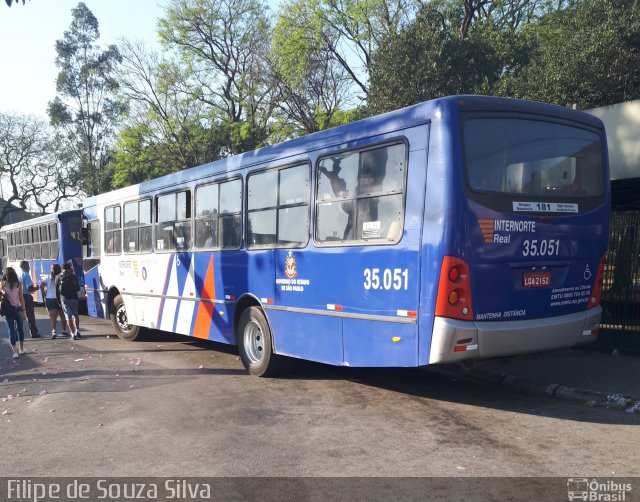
111;294;140;341
237;307;284;377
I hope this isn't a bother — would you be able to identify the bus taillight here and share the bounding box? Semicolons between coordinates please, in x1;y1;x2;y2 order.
435;256;474;320
588;255;606;309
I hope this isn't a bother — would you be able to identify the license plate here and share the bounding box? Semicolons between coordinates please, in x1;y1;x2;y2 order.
523;271;551;288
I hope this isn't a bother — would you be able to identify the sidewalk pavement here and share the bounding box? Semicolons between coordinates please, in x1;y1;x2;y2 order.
438;348;640;414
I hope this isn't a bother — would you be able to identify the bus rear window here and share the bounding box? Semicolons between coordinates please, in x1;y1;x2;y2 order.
463;118;604;200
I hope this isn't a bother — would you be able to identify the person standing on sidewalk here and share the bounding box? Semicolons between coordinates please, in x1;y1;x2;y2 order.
1;267;27;358
56;262;82;340
40;263;69;339
19;261;40;338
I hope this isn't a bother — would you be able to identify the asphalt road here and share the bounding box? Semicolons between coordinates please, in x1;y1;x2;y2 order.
1;312;639;478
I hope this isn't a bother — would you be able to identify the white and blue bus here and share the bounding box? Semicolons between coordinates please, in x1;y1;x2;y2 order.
82;96;609;376
0;210;85;302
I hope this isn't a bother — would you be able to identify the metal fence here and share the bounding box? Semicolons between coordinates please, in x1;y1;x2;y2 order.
598;210;640;355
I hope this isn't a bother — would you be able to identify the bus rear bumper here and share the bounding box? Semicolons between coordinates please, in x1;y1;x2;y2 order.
428;307;602;364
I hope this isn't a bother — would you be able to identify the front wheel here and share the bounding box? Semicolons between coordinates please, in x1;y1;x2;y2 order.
237;306;285;377
110;294;140;341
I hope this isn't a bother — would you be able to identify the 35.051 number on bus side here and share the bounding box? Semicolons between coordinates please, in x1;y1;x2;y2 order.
364;268;409;291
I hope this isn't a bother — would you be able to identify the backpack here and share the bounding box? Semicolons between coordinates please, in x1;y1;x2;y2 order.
0;298;12;318
59;272;79;298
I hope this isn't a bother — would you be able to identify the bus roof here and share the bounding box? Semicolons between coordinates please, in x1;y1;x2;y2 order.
0;209;82;233
84;95;604;207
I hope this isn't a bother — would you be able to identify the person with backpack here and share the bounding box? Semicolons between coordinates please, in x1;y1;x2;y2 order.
56;262;82;340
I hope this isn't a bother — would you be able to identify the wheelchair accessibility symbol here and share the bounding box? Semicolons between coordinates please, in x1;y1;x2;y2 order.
584;265;592;281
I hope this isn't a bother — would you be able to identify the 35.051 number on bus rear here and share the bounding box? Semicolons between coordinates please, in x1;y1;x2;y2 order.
364;268;409;291
522;239;560;257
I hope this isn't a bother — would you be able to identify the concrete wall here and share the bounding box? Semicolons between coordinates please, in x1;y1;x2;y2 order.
587;100;640;180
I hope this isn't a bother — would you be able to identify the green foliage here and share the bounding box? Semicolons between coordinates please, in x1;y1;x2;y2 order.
113;40;229;188
272;0;323;89
110;120;226;189
270;0;357;135
157;0;274;154
370;0;640;113
501;0;640;108
47;2;124;195
368;5;504;114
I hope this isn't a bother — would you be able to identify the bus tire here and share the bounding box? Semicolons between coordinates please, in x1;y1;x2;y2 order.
111;294;140;341
237;306;284;377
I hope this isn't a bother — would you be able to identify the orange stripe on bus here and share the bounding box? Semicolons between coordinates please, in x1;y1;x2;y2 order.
193;256;216;340
193;303;215;340
201;256;216;300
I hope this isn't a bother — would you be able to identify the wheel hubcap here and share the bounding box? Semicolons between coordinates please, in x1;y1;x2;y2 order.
243;320;264;364
116;304;131;332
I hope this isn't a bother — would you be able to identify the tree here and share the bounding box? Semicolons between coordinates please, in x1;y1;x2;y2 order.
274;0;418;102
270;0;359;135
158;0;275;154
0;112;81;227
502;0;640;108
112;39;225;187
48;2;124;196
368;5;503;114
4;0;28;6
430;0;578;35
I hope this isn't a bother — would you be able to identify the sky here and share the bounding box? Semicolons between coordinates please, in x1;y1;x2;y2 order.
0;0;284;120
0;0;168;119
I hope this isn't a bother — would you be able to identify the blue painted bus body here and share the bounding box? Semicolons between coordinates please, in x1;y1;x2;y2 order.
83;96;609;368
0;210;85;302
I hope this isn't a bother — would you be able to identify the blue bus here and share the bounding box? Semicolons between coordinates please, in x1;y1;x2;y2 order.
0;210;85;302
82;96;609;376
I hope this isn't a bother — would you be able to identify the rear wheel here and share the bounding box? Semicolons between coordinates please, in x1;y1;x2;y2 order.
237;306;285;377
110;294;140;341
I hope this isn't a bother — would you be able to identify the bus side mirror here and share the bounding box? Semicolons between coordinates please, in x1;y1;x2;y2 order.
80;228;89;245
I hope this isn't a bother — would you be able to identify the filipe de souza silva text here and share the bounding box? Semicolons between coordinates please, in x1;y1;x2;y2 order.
7;479;215;501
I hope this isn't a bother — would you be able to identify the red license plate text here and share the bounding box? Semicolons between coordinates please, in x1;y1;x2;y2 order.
523;271;551;288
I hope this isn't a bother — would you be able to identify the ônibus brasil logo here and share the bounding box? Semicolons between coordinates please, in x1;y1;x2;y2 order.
285;251;298;279
567;478;632;501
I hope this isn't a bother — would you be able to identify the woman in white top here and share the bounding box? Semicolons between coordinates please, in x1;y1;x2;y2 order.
40;263;69;339
1;266;26;358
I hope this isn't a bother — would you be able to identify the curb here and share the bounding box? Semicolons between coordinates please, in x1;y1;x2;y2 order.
434;363;640;415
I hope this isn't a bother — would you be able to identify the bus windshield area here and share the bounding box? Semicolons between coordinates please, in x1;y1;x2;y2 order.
463;117;604;200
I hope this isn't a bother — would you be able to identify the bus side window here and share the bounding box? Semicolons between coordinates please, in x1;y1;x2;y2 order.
247;170;277;247
220;214;241;248
40;226;50;260
23;228;32;260
196;177;243;250
316;142;406;244
139;199;152;252
105;205;122;255
49;222;60;259
83;220;101;272
220;179;242;249
15;230;24;260
140;226;153;252
32;226;41;260
124;200;138;253
175;222;191;251
195;182;219;249
247;165;309;249
156;190;191;251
